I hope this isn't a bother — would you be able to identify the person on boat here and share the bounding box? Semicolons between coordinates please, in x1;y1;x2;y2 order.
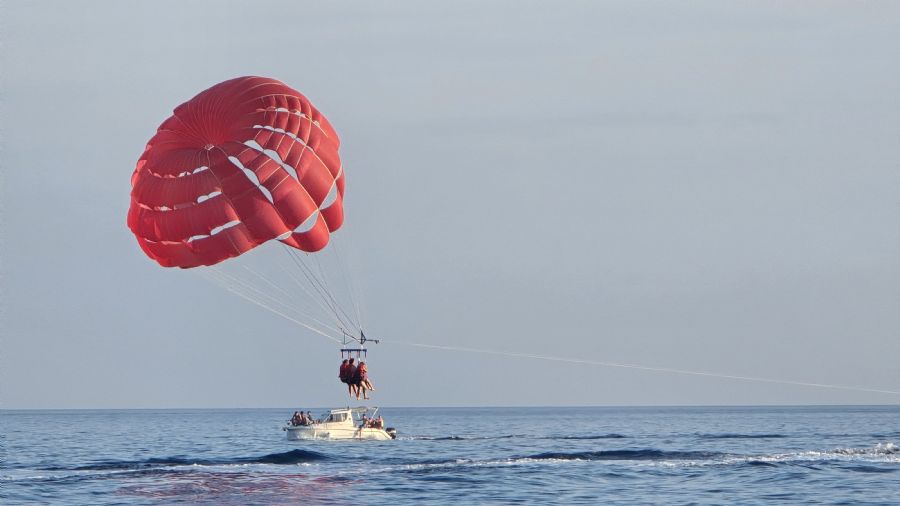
356;361;375;400
359;415;369;429
291;411;302;426
375;415;384;429
306;411;315;424
299;411;308;425
346;358;359;398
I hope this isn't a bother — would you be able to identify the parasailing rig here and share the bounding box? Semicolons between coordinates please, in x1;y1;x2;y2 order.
341;329;379;360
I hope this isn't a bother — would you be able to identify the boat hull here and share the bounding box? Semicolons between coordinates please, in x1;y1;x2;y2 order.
284;424;393;441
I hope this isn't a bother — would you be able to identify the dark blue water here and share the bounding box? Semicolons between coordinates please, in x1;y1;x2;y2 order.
3;406;899;504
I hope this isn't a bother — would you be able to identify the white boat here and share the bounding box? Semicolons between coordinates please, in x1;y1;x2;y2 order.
283;407;397;441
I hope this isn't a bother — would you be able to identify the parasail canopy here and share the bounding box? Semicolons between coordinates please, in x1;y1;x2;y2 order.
127;76;345;268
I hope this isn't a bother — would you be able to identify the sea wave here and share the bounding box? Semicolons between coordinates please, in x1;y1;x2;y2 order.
44;449;329;472
551;434;628;440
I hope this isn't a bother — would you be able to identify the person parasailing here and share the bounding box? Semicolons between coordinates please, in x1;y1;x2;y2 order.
339;330;379;399
339;359;351;389
355;361;375;400
345;358;358;398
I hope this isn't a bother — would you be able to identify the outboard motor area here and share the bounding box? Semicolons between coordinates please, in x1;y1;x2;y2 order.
385;427;398;439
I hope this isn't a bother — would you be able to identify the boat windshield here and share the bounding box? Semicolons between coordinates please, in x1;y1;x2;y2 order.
326;412;350;423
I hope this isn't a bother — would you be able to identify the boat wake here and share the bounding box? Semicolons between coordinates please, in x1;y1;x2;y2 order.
401;434;522;441
523;449;721;461
402;433;627;441
364;442;900;477
832;442;898;456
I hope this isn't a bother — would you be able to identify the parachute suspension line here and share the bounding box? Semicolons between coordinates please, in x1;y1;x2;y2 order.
201;267;344;338
284;246;351;333
280;263;348;330
311;251;361;334
239;265;296;300
204;266;306;322
234;265;348;335
197;268;343;343
329;238;366;334
201;268;344;342
203;267;293;315
283;245;345;328
387;340;900;396
283;246;357;335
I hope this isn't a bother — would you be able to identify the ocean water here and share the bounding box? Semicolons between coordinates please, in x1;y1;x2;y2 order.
2;406;898;504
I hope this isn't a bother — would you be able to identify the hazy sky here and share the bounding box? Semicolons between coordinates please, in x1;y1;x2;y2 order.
2;1;898;409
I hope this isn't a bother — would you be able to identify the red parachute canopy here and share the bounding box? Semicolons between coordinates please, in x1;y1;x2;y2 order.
127;76;345;268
